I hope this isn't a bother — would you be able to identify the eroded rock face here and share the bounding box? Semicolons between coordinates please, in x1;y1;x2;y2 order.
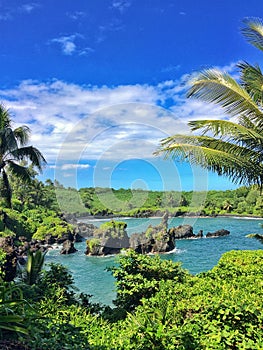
129;211;175;254
84;212;231;256
168;225;195;239
60;240;77;254
85;220;130;256
206;229;230;238
74;222;97;238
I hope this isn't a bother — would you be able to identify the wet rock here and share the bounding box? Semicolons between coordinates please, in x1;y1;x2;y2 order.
169;225;195;239
60;239;77;254
196;230;203;238
206;229;230;238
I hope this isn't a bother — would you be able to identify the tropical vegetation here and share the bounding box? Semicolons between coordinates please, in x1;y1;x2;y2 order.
155;17;263;192
0;105;46;208
0;16;262;350
0;249;262;349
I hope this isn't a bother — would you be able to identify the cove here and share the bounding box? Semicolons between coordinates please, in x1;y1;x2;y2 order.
46;216;263;305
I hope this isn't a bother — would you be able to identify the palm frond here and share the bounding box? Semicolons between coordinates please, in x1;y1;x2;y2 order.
188;119;263;148
157;134;261;161
0;128;18;155
0;104;12;129
157;143;262;186
187;69;263;123
241;17;263;52
10;146;46;171
13;126;31;146
6;162;31;182
238;61;263;105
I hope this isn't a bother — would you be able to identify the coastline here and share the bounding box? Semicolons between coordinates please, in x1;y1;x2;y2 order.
77;213;263;222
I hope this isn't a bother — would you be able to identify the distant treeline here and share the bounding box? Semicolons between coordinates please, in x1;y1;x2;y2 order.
74;185;262;217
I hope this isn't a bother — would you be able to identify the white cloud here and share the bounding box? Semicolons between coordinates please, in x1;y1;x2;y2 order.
111;0;131;12
48;164;91;170
20;3;40;13
51;34;94;56
67;11;86;20
51;35;77;55
61;164;91;170
0;66;234;166
0;3;40;20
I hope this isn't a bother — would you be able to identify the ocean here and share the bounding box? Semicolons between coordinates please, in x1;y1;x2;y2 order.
46;216;263;305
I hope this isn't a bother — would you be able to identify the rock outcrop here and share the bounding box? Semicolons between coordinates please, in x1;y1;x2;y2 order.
60;239;77;254
168;224;195;239
129;211;176;254
85;220;130;256
206;229;230;238
74;222;97;238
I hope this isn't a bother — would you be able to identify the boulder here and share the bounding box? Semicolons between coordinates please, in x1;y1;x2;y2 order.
45;234;56;245
196;230;204;238
60;240;77;254
206;229;230;238
169;225;195;239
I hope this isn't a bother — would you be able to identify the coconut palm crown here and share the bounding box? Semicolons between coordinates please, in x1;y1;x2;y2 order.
155;17;263;191
0;104;46;207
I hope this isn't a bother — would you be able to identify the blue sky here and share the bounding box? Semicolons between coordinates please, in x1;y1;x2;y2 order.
0;0;262;191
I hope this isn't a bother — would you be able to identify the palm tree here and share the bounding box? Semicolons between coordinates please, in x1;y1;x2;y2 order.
0;104;46;207
155;17;263;191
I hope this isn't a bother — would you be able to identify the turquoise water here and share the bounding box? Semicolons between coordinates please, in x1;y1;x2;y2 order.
46;217;263;305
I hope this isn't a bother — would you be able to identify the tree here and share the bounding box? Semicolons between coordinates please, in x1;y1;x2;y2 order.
108;250;187;314
0;104;46;207
155;18;263;191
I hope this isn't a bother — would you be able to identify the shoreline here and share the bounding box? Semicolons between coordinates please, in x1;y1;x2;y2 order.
77;213;263;222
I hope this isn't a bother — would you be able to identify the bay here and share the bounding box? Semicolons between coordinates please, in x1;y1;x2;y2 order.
46;216;263;305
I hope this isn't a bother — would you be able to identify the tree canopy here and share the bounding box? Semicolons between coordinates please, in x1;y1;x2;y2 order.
0;104;46;207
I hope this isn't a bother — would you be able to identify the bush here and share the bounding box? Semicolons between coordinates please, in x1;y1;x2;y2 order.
109;250;188;313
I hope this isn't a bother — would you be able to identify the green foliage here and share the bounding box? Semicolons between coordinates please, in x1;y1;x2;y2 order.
19;250;46;286
0;249;6;279
32;213;73;240
86;238;101;252
0;280;29;337
0;104;46;208
109;250;188;313
155;18;263;191
55;187;88;214
106;250;263;349
0;206;74;241
78;185;263;217
8;250;263;349
94;220;127;239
